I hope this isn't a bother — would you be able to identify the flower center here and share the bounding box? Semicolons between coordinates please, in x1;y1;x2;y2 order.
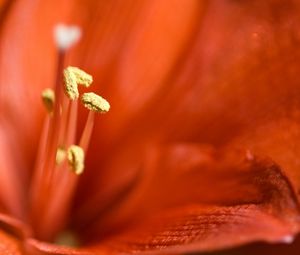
28;25;110;242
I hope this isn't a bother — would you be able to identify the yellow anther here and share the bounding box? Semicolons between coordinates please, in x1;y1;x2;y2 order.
56;147;66;165
63;68;79;100
63;67;93;100
41;88;55;113
67;145;85;175
67;67;93;87
81;92;110;113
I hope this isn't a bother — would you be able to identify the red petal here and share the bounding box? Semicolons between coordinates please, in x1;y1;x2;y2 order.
75;147;300;254
231;113;300;196
92;205;297;254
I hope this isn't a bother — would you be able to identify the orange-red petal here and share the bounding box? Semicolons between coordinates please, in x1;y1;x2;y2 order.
72;146;300;254
91;205;297;254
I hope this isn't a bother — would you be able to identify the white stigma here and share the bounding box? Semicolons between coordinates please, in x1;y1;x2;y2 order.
54;24;81;50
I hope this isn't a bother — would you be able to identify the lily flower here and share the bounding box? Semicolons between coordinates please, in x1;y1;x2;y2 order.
0;0;300;254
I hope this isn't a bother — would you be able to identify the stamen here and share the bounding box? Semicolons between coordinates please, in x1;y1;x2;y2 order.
67;145;85;175
55;147;66;165
67;67;93;87
81;92;110;113
54;24;81;50
63;67;93;100
41;88;55;113
63;68;79;100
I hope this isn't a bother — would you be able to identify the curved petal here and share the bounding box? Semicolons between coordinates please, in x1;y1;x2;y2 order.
91;205;297;255
231;112;300;196
80;147;300;254
73;145;300;253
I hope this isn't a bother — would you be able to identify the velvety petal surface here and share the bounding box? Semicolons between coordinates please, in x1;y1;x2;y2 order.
232;113;300;196
82;148;300;254
92;205;296;255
